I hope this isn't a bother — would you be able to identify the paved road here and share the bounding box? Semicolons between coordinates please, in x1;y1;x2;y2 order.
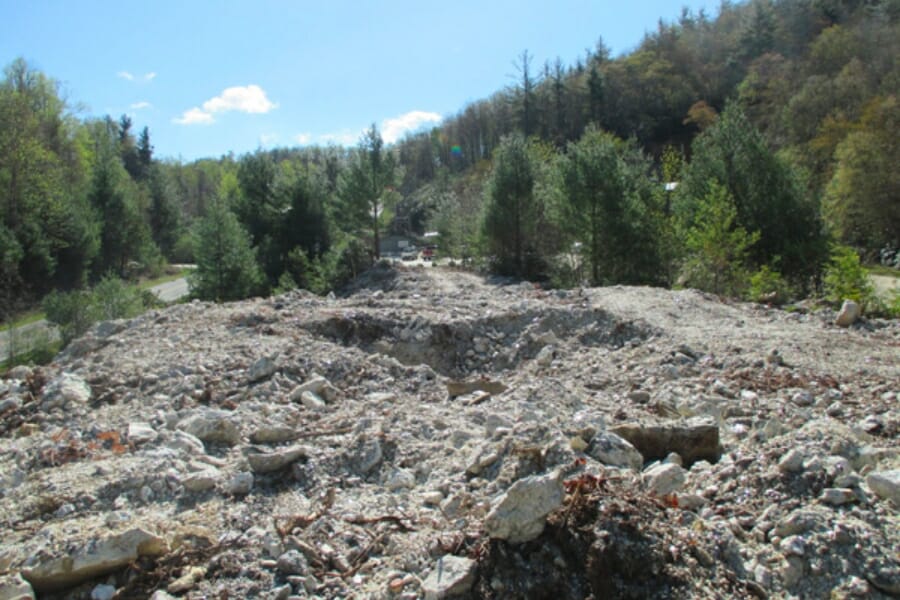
2;277;190;363
150;277;190;302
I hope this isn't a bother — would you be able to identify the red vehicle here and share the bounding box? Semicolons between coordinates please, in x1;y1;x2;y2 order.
422;246;435;261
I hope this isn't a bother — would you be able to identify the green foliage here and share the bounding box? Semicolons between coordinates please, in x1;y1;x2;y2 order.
327;236;371;290
679;182;761;297
92;275;146;321
171;232;195;264
677;103;825;285
823;96;899;249
338;124;399;260
555;127;662;285
43;274;149;345
822;244;875;308
748;264;791;304
189;198;264;302
282;247;328;295
42;289;96;344
481;134;550;279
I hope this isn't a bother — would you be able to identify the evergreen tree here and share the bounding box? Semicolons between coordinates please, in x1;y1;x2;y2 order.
338;124;398;260
482;134;548;278
189;197;263;302
677;103;825;284
557;127;661;285
679;182;760;296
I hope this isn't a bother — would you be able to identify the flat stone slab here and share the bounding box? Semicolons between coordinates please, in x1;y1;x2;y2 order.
611;417;720;465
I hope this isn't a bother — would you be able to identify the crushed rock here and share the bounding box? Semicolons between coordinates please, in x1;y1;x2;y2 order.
0;264;898;599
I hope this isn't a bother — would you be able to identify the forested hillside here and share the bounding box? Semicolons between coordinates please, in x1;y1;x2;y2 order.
2;0;898;320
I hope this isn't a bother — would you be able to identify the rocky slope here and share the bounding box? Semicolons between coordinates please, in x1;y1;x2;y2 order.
0;265;898;600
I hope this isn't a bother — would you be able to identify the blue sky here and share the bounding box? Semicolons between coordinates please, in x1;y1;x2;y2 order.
2;0;722;161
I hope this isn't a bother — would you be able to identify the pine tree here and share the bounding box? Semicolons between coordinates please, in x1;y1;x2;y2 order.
189;197;263;302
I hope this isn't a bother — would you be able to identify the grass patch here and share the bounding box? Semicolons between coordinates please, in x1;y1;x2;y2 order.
867;264;900;278
5;310;45;328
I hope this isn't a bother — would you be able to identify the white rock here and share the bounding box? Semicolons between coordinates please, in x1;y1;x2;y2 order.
246;445;309;473
290;376;340;403
181;469;221;492
90;583;116;600
225;471;254;495
778;448;806;474
589;431;643;471
465;444;500;476
248;356;278;382
127;422;157;445
819;488;856;506
866;470;900;505
167;430;206;455
250;425;299;444
41;372;91;408
0;573;35;600
177;411;241;445
422;555;476;599
535;345;555;367
484;470;564;543
643;462;686;496
299;390;326;410
22;528;167;592
386;469;416;491
835;300;860;327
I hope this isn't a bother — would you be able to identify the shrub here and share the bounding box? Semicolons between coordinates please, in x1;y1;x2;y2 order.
748;264;791;305
823;245;875;309
43;289;98;344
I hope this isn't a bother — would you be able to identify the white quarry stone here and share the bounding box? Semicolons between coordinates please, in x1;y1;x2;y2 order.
90;583;116;600
0;573;35;600
778;448;806;473
643;462;686;496
167;430;206;455
181;469;221;492
246;445;309;473
590;431;644;471
22;528;167;592
177;411;241;445
299;390;326;410
249;425;299;444
835;300;860;327
225;471;254;495
422;555;476;599
247;356;278;382
819;488;856;506
41;373;91;408
386;468;416;491
127;422;157;445
866;470;900;505
484;470;564;543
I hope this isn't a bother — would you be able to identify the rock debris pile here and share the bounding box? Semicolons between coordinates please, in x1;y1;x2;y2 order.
1;265;898;599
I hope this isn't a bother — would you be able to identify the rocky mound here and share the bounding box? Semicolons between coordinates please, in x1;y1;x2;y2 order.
1;265;898;599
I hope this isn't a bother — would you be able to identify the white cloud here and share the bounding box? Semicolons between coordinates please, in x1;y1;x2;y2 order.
130;101;152;110
118;71;156;83
173;107;214;125
174;84;277;126
381;110;442;143
259;133;278;146
294;133;312;145
202;85;277;114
